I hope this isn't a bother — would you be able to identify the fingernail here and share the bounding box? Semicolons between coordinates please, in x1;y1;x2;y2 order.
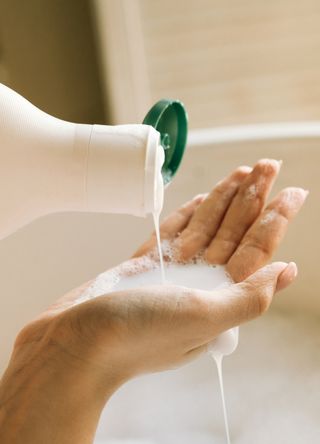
275;159;283;172
302;189;310;199
193;193;208;202
238;165;253;174
276;261;298;291
286;261;298;279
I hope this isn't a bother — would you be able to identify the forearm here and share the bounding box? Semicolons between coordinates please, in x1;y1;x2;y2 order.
0;346;118;444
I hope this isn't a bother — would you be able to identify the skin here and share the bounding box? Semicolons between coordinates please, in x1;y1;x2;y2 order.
0;159;307;443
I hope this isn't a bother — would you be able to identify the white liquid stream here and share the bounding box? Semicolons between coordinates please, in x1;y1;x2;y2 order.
85;146;238;443
100;261;238;444
152;146;238;443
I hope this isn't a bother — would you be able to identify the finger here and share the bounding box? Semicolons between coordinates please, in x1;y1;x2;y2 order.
205;159;282;265
132;194;206;258
226;187;308;282
175;165;252;261
199;261;297;338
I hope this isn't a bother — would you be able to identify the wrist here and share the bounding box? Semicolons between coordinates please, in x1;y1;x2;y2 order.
0;340;122;444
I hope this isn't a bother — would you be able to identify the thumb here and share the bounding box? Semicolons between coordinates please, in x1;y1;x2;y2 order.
209;261;297;331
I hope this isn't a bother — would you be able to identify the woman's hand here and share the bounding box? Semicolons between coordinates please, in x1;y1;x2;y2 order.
133;158;307;282
0;159;307;444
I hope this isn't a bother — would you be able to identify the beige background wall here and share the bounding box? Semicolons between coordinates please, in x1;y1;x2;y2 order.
94;0;320;125
140;0;320;127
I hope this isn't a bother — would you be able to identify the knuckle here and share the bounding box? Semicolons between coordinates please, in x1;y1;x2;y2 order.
14;319;46;347
243;238;272;259
213;230;239;250
256;289;272;315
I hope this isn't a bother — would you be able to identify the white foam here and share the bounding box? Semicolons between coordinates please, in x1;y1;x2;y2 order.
245;184;257;199
84;259;236;443
260;209;277;225
85;262;230;295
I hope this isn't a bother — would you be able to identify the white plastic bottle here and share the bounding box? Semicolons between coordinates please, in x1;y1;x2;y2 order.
0;83;187;240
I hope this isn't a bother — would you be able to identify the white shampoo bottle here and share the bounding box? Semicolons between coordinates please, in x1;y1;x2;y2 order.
0;84;187;240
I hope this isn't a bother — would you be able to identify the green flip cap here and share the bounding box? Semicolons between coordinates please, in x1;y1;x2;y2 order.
143;99;188;184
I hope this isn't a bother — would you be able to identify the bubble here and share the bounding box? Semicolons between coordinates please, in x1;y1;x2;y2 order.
80;238;234;302
260;209;277;225
245;184;257;200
